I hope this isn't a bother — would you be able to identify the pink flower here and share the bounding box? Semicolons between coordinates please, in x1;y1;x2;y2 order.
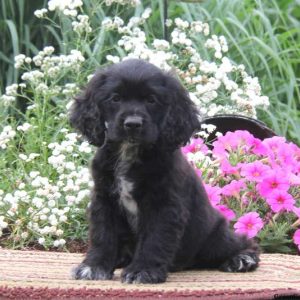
203;183;222;206
293;229;300;251
289;173;300;186
212;130;255;157
293;206;300;218
181;138;208;155
222;180;246;197
240;161;270;182
220;159;239;175
263;136;286;155
276;144;297;170
215;204;236;221
251;138;268;156
256;170;290;197
266;190;295;213
195;168;202;177
233;212;264;238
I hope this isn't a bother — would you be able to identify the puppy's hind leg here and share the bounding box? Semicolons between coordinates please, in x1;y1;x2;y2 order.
219;236;260;273
195;218;260;272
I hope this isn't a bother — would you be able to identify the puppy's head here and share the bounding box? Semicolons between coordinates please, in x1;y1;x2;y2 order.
70;59;200;150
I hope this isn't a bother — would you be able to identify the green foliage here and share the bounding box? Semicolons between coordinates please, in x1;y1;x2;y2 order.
0;0;51;91
176;0;300;143
259;222;296;254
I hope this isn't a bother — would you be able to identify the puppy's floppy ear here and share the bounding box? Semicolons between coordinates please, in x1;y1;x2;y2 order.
69;72;106;147
160;75;201;150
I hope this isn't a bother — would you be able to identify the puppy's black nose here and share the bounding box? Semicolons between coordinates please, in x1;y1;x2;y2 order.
124;116;143;130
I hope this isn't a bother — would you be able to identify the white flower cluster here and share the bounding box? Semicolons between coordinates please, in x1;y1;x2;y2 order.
104;0;140;6
190;21;210;36
103;11;176;70
14;47;85;92
14;54;32;68
47;132;93;186
72;15;92;34
0;215;8;237
35;48;84;76
21;70;44;84
0;127;93;247
0;126;16;149
0;83;19;104
205;35;228;59
102;17;124;31
19;153;40;162
62;83;80;97
196;123;217;139
49;0;82;15
35;0;83;18
102;12;269;117
34;8;48;18
106;55;121;64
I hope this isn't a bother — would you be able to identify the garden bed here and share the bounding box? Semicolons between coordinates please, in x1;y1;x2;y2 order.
0;249;299;299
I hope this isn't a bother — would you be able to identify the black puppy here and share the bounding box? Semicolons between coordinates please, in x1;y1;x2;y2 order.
70;59;259;284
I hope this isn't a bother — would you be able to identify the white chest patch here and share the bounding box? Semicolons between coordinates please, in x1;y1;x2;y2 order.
116;143;139;231
119;177;138;215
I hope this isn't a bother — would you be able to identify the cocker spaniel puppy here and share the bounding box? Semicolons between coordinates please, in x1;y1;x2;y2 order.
70;59;259;284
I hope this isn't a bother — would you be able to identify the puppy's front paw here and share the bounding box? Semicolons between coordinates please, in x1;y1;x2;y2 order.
219;252;259;272
121;266;167;284
72;263;113;280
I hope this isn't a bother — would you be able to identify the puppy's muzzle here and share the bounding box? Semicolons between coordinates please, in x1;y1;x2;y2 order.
124;116;143;133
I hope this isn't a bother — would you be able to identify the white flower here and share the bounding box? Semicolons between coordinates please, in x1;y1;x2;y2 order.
72;14;92;33
105;0;140;6
32;197;44;208
5;84;18;96
21;70;44;83
40;214;47;221
201;123;216;134
38;238;45;245
21;232;29;239
53;240;60;247
19;154;27;161
44;46;55;55
174;18;189;29
78;141;92;153
48;200;56;207
34;8;48;18
199;61;218;74
63;9;78;17
17;122;32;132
153;39;170;51
59;239;66;246
14;54;26;68
56;229;64;236
48;0;83;12
106;55;120;63
59;215;67;222
141;8;152;19
0;95;16;105
0;216;8;229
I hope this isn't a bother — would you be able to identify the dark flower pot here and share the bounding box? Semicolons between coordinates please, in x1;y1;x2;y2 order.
200;114;276;144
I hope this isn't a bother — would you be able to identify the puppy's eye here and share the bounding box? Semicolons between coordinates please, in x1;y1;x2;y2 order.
111;94;121;103
146;95;157;105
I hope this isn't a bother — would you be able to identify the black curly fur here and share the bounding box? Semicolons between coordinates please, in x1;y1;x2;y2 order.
70;59;260;284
